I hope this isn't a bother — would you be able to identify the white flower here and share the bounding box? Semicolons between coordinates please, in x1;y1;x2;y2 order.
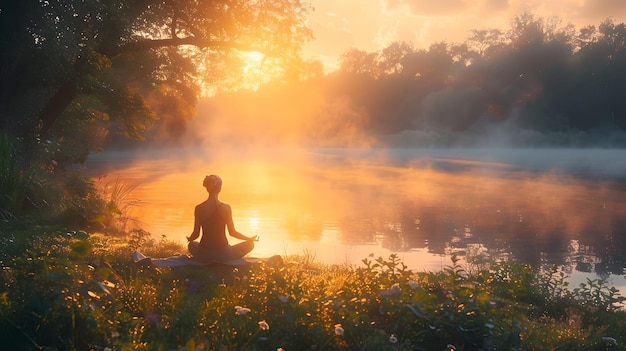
389;334;398;344
334;323;344;336
278;295;289;303
378;283;401;298
408;280;418;290
602;337;618;346
258;320;270;330
235;306;251;315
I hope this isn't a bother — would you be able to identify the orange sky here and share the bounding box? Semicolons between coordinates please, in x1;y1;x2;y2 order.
302;0;626;69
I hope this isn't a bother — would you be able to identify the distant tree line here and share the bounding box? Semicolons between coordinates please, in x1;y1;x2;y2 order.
323;13;626;146
2;3;625;220
203;13;626;148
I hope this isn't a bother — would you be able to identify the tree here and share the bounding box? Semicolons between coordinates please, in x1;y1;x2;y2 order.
0;0;312;220
0;0;313;163
379;41;415;75
467;28;506;57
339;48;381;78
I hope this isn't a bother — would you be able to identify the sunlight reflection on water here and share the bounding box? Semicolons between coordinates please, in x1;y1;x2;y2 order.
87;147;626;295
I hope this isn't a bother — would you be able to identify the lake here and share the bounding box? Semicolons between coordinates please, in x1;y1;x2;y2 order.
86;147;626;292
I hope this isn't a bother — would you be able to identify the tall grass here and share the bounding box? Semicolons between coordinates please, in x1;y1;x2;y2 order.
0;132;25;220
0;132;102;224
92;175;145;234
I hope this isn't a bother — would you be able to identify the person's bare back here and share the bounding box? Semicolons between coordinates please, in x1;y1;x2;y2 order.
186;175;256;262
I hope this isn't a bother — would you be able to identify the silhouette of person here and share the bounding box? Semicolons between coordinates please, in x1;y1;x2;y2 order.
187;175;257;262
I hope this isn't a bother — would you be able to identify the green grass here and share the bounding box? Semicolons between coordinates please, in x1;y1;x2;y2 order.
0;228;625;351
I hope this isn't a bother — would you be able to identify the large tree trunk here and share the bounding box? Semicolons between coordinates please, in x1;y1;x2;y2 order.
36;81;77;137
16;80;77;168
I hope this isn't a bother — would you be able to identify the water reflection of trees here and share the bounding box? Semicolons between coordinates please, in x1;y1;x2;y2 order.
332;183;626;275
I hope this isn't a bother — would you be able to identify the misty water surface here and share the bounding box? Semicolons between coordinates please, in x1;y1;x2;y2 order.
87;147;626;288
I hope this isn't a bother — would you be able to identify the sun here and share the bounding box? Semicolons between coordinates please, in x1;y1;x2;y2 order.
198;50;271;95
241;51;266;73
237;50;269;89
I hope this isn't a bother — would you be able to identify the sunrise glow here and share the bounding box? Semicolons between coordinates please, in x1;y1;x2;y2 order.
302;0;626;69
241;51;266;73
10;0;626;347
237;50;269;90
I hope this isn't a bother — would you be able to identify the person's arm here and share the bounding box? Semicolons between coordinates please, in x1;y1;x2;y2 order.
224;204;258;241
186;206;201;242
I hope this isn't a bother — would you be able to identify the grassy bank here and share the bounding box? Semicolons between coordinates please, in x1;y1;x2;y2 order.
0;228;625;351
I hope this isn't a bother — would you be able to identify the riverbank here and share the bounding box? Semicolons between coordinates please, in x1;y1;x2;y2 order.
85;147;626;283
1;228;625;350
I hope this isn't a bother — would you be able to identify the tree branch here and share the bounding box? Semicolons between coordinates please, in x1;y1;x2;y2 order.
109;36;276;57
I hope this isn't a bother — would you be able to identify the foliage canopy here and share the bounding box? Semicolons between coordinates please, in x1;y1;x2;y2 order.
0;0;312;220
0;0;313;159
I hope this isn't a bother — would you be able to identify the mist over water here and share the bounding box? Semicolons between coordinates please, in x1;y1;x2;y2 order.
87;146;626;281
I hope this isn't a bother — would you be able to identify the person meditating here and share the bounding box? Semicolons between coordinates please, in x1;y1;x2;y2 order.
187;175;258;263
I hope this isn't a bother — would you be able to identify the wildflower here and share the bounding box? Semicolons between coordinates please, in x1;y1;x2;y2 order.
187;280;200;295
146;311;159;326
408;280;418;289
278;295;289;303
378;283;400;297
602;337;618;346
390;283;400;294
447;344;457;351
111;331;120;338
258;320;270;330
378;283;401;298
389;334;398;344
104;348;112;351
235;306;251;315
334;324;344;336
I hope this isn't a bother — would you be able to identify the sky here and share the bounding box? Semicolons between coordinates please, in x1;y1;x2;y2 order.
302;0;626;69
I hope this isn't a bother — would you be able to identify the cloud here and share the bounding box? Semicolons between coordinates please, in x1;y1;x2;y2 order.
582;0;626;20
305;0;385;55
384;0;470;16
375;22;400;49
304;0;626;60
479;0;510;14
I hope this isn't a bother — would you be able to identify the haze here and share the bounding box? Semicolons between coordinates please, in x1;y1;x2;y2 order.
89;2;626;275
304;0;626;69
